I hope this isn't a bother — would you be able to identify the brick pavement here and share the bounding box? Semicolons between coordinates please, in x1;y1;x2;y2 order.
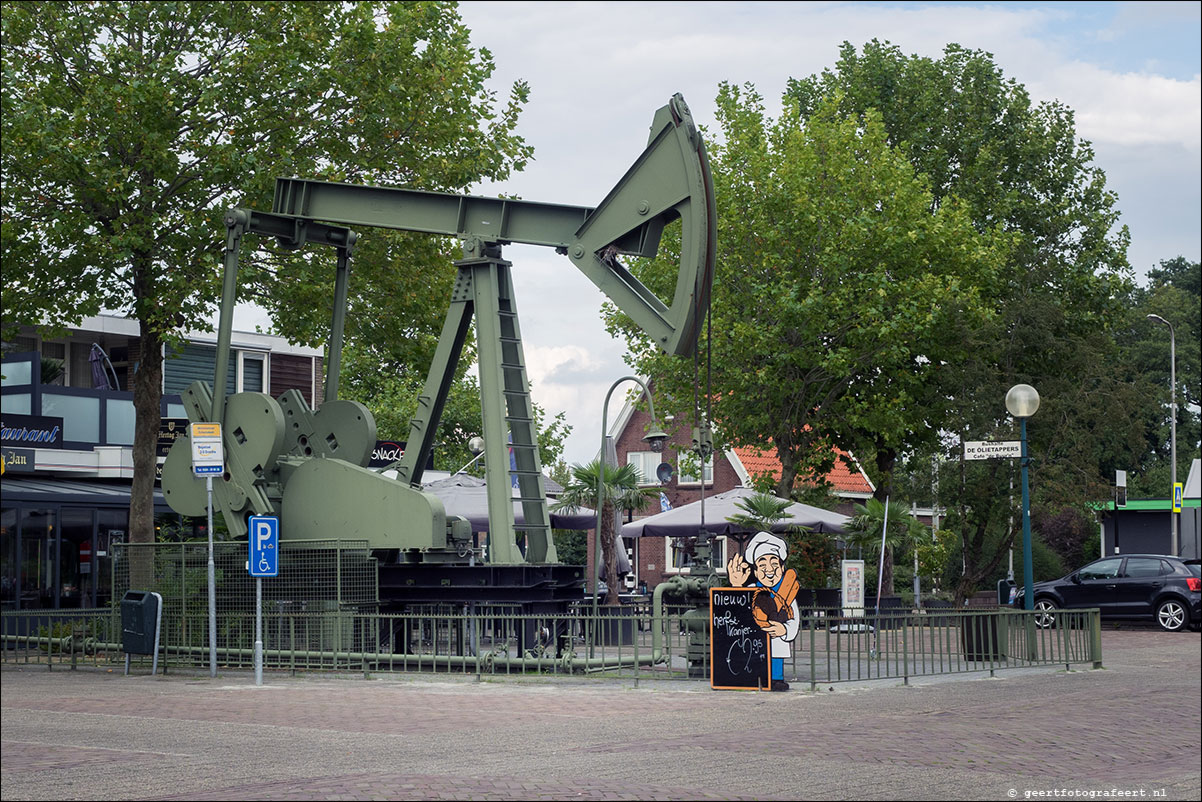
2;627;1198;801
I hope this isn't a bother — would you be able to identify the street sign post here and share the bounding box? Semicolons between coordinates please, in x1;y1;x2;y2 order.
190;422;223;678
248;515;279;686
963;440;1022;460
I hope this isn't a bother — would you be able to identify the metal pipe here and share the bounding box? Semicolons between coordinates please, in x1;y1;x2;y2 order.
69;640;662;673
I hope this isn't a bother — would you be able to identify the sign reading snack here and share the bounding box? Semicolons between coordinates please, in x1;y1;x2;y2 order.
709;587;770;690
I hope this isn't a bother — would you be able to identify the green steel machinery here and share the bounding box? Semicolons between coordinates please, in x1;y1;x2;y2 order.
161;94;715;612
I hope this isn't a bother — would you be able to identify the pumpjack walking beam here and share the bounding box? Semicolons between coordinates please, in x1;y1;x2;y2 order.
201;93;715;564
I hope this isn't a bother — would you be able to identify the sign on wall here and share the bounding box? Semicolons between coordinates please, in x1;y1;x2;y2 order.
1;413;63;449
157;418;190;458
1;447;36;473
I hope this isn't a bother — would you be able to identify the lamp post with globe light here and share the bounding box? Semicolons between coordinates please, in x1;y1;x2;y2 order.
1006;384;1040;610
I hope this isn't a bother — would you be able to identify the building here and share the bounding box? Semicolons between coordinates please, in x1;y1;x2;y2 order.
1097;458;1202;560
601;389;875;590
1;315;323;610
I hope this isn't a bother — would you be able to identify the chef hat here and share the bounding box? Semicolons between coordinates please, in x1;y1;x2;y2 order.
746;531;787;563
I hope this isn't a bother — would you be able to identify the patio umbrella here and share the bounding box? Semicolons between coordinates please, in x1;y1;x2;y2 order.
620;486;850;539
420;474;597;532
89;343;117;390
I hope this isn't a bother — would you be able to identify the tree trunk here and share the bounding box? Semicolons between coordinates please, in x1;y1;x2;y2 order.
128;320;163;589
599;501;621;606
775;448;799;499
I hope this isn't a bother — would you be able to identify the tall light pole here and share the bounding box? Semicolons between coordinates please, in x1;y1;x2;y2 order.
1147;314;1178;556
1006;384;1040;610
594;377;667;625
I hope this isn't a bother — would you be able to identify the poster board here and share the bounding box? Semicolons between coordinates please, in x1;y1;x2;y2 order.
709;587;770;690
841;559;865;617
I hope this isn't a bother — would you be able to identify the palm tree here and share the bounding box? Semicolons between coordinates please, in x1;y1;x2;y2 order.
725;492;795;533
844;497;924;601
553;460;659;606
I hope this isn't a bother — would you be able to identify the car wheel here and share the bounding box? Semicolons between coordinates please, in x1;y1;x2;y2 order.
1033;598;1057;629
1155;599;1189;632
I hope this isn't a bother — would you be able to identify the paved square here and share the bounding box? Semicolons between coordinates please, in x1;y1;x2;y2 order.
2;628;1198;800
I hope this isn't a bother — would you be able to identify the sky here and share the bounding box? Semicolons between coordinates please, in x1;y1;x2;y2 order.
237;1;1202;469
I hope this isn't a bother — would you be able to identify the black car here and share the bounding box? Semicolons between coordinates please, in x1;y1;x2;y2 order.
1012;554;1201;632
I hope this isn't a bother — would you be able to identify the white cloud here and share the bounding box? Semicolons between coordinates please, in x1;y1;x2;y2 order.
1033;65;1202;150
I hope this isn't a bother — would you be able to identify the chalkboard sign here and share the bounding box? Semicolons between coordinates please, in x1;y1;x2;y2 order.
709;587;770;690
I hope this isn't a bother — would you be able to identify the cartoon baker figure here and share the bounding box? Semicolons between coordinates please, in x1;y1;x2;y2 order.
726;531;800;691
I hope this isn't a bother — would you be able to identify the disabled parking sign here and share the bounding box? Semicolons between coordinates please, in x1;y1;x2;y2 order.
248;516;279;577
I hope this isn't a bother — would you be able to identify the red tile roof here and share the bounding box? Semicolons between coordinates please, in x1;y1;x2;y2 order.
733;445;874;495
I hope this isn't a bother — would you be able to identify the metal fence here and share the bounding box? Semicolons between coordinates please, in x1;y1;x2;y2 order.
109;539;378;655
2;603;1101;686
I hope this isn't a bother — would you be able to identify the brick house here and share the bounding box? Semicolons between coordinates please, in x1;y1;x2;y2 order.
596;388;875;591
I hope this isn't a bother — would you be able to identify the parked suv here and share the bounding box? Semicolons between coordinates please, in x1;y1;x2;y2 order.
1013;554;1201;632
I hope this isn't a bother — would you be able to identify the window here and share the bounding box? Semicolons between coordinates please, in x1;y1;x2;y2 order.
678;453;713;485
666;535;726;573
627;451;660;486
1078;558;1122;581
1124;557;1165;578
239;351;266;392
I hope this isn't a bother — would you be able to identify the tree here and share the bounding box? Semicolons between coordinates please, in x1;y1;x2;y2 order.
789;42;1134;598
2;2;533;564
608;83;998;501
725;492;795;533
843;497;926;599
552;461;657;606
1123;258;1201;497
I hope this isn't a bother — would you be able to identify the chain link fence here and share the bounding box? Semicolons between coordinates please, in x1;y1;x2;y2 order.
110;539;376;660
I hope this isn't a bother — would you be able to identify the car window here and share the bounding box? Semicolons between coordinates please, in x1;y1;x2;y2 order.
1078;558;1122;581
1124;557;1162;577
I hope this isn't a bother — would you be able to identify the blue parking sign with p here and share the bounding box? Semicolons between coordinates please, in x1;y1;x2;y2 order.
249;515;279;577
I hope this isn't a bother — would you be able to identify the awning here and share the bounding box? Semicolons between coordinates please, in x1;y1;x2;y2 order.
0;476;172;510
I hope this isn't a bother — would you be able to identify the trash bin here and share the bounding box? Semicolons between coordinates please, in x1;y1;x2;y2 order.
960;612;1008;661
121;590;160;655
121;590;163;675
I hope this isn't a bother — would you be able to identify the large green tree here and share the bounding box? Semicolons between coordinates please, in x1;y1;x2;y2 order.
608;82;998;500
1123;257;1202;497
2;2;532;554
789;42;1134;599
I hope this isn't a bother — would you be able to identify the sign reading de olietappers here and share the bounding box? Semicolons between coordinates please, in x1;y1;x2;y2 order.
190;422;224;476
963;440;1022;460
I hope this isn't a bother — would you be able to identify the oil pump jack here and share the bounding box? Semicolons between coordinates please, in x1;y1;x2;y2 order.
161;94;715;616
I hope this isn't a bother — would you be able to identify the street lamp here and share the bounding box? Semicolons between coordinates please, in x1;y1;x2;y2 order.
594;377;667;626
1147;314;1178;556
1006;383;1040;611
